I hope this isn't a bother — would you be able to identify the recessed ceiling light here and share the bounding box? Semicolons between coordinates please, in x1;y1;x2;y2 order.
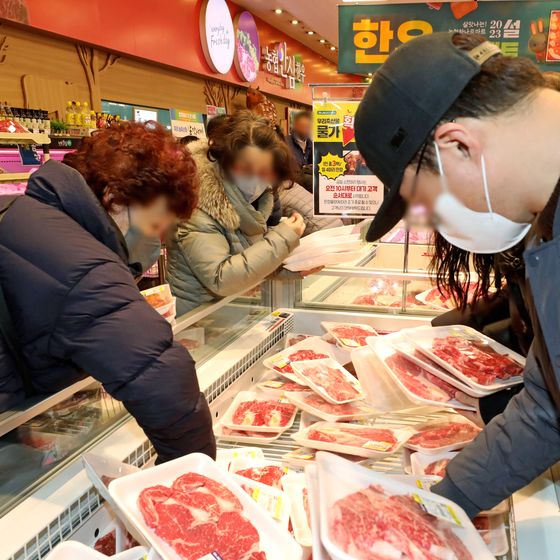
291;19;299;24
330;46;336;51
319;39;326;44
274;8;283;14
307;31;315;35
368;72;373;76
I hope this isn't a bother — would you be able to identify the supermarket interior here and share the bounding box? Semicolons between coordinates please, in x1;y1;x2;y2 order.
1;0;560;559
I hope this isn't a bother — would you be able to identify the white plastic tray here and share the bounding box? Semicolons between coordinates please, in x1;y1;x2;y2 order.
214;422;284;444
292;421;414;459
316;452;494;560
221;390;298;433
283;250;366;272
304;464;331;560
256;371;308;397
282;473;312;548
291;358;366;405
229;457;287;485
285;391;378;423
369;334;476;411
46;542;147;560
215;447;265;470
109;453;302;560
263;336;339;383
284;234;362;264
403;325;525;392
404;414;482;455
284;332;313;348
410;450;458;477
480;515;509;557
351;346;416;412
389;335;491;398
321;321;378;350
232;473;291;529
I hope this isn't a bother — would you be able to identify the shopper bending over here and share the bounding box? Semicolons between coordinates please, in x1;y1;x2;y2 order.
0;122;215;463
355;32;560;517
167;111;305;315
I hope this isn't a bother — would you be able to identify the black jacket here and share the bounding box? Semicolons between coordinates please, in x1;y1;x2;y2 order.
0;160;215;462
288;134;312;167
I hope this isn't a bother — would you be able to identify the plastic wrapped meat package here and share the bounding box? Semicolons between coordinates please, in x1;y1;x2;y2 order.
415;283;479;311
367;333;476;410
403;325;525;392
314;452;494;560
45;541;147;560
255;371;308;397
108;453;302;560
321;321;378;350
351;277;429;309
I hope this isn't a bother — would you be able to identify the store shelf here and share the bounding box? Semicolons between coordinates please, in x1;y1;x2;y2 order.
0;132;51;145
0;172;30;183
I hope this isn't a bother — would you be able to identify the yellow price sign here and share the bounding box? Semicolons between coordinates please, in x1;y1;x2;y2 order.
319;153;347;180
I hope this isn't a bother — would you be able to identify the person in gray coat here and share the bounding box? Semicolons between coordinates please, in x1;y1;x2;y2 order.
167;111;306;315
355;32;560;518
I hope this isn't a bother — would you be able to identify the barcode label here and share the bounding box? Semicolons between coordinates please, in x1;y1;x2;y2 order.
412;493;462;526
363;440;393;451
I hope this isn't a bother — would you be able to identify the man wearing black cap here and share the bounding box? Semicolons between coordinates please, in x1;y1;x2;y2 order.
355;31;560;518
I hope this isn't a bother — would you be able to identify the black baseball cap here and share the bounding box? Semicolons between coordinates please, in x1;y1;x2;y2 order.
355;32;502;242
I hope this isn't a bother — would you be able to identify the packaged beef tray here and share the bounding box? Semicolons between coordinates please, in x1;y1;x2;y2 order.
321;321;378;350
291;358;366;404
316;452;494;560
405;415;482;454
108;453;302;560
292;421;413;459
403;325;525;391
221;391;298;433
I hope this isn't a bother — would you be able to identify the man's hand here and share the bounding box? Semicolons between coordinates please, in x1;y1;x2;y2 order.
454;391;485;428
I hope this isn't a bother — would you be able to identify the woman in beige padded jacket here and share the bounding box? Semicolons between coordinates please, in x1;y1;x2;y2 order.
166;111;305;315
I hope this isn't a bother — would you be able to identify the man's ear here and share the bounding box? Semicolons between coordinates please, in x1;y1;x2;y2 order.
434;121;482;162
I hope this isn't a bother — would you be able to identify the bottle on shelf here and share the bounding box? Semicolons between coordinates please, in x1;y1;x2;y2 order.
82;101;91;128
43;111;51;136
90;110;97;129
74;101;82;126
65;101;75;126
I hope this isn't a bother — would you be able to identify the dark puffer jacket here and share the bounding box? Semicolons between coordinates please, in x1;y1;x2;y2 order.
0;160;215;462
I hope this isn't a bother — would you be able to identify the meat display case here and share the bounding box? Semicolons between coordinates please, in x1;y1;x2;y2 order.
0;273;556;560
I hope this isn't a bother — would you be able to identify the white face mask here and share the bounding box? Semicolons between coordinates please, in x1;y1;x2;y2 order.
432;142;531;254
231;173;270;203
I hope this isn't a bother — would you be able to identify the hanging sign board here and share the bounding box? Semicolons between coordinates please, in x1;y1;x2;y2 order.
200;0;235;74
170;109;206;138
339;1;560;74
313;100;383;218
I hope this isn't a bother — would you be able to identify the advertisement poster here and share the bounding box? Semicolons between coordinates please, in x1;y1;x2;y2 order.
313;101;383;218
169;109;206;139
206;105;227;121
339;1;560;73
234;11;260;82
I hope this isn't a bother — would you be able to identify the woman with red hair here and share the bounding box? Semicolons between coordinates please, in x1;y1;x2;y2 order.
0;121;215;463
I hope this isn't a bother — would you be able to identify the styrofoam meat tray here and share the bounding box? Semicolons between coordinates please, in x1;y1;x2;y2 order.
315;452;494;560
351;346;416;413
263;336;342;383
389;335;493;399
479;515;509;557
256;371;308;397
321;321;378;351
285;391;378;423
368;334;476;411
221;390;298;433
282;473;312;548
291;358;366;405
108;453;302;560
402;325;525;392
214;422;284;445
232;473;291;529
284;234;363;264
292;421;414;460
283;249;366;272
404;414;482;455
305;464;331;560
45;542;147;560
215;447;265;470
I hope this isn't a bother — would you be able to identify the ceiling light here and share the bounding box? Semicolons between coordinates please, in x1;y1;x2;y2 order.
319;39;326;44
291;19;299;24
307;31;315;35
274;8;283;14
330;46;336;51
368;72;373;76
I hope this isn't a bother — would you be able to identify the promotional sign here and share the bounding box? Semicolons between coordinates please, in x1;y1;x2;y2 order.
169;109;206;138
234;11;260;82
339;1;560;73
206;105;227;121
200;0;235;74
261;42;306;90
313;101;383;218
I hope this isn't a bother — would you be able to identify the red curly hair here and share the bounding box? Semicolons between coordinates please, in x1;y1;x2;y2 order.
63;121;198;219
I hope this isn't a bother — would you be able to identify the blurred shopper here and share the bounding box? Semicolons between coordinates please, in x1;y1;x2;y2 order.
288;111;313;192
355;31;560;517
167;111;306;315
0;121;215;463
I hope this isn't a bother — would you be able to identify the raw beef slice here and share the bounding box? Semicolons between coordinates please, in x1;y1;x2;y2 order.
408;422;481;450
232;400;296;427
331;484;472;560
236;466;285;489
300;365;360;402
274;349;329;374
138;473;266;560
331;325;376;346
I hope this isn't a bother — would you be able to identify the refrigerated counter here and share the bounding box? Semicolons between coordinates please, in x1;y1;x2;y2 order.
0;265;557;560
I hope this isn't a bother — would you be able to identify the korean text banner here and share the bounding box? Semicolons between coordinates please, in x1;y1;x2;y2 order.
339;1;560;73
313;101;383;218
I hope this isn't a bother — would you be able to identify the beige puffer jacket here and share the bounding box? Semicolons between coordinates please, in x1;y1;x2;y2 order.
167;140;300;315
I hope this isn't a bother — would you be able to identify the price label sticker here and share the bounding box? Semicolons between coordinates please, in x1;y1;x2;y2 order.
339;337;360;348
263;380;284;389
271;356;290;369
362;440;393;452
198;552;224;560
412;493;463;526
249;488;285;521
